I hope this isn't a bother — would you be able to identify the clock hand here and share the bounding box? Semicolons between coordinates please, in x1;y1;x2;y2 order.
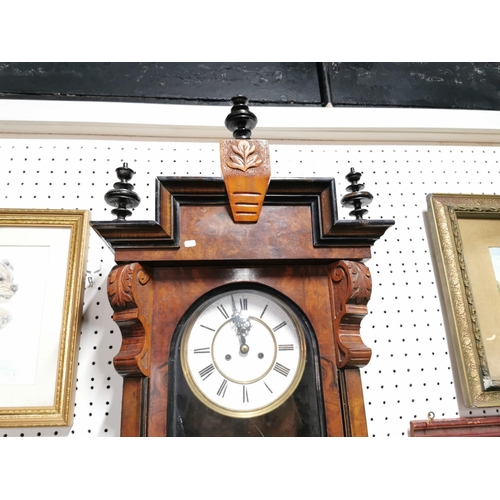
231;294;237;316
236;315;252;354
238;331;249;354
230;295;251;354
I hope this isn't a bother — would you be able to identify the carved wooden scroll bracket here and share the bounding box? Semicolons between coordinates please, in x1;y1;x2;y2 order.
329;260;372;369
108;262;152;377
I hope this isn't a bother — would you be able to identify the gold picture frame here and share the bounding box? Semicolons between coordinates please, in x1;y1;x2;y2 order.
0;209;89;426
427;194;500;407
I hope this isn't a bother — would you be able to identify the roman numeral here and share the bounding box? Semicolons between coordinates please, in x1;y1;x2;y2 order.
217;379;228;398
200;324;215;332
278;344;294;351
217;304;229;319
240;298;248;310
273;362;290;377
260;304;268;319
273;321;287;332
243;385;249;403
264;381;273;393
199;364;215;380
193;347;211;354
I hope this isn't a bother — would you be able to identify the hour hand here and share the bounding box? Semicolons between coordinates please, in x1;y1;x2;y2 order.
238;331;249;354
230;297;251;354
234;315;251;354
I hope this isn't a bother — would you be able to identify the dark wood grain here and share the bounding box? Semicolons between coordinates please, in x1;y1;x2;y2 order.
154;265;330;436
91;178;394;262
342;369;369;437
120;378;146;437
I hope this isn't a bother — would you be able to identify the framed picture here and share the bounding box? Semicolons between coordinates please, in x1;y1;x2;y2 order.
427;194;500;407
0;209;89;426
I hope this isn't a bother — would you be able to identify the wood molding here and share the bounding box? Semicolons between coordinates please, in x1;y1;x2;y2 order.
410;416;500;437
91;178;394;262
2;100;500;145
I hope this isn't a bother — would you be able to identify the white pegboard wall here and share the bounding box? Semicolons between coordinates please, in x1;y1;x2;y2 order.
1;139;500;437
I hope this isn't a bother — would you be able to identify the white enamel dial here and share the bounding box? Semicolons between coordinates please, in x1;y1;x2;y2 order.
180;288;306;418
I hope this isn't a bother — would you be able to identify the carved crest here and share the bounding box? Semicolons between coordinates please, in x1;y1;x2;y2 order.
219;139;271;223
226;141;263;172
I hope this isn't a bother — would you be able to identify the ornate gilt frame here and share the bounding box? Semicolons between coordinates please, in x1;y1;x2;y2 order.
427;194;500;407
0;209;89;426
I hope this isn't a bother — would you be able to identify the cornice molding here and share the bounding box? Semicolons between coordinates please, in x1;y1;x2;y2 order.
1;99;500;145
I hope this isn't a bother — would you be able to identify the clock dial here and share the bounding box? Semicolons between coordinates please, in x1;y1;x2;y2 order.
180;288;306;418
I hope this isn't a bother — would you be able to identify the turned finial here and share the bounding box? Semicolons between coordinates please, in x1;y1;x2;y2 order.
341;168;373;219
104;162;141;221
224;95;258;139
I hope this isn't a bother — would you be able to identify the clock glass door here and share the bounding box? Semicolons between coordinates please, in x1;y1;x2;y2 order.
167;284;326;437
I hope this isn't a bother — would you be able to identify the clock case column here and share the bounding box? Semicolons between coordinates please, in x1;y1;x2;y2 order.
92;177;393;436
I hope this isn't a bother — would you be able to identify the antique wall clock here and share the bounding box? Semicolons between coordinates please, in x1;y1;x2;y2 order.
91;96;394;437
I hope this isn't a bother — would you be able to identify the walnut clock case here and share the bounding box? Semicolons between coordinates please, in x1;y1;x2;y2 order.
91;98;394;437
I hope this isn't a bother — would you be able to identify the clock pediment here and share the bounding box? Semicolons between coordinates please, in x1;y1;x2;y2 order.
91;177;393;264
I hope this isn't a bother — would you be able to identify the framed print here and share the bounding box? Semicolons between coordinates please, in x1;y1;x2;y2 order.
0;209;89;426
427;194;500;407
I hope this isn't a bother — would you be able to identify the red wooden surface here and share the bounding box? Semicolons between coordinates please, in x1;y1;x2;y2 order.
410;416;500;437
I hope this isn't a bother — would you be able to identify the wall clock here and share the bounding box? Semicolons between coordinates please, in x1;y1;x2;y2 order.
91;96;394;436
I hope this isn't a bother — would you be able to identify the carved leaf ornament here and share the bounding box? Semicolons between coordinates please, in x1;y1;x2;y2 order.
226;141;263;172
108;264;135;309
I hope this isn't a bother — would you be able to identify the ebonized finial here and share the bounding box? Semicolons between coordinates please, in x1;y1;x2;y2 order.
341;168;373;219
104;162;141;221
224;95;258;139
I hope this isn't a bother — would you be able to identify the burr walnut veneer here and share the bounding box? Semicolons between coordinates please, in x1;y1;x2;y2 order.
91;177;393;436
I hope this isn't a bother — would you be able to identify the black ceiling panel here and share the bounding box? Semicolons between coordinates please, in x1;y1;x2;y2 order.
327;62;500;110
0;62;499;110
0;62;325;106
